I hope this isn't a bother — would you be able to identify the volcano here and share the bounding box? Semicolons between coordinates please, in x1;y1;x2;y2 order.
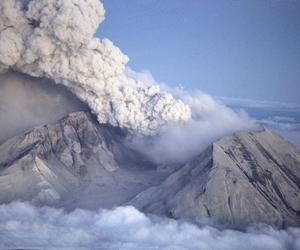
0;111;299;228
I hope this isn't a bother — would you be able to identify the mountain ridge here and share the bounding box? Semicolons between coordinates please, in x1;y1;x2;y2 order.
0;111;299;228
129;128;300;228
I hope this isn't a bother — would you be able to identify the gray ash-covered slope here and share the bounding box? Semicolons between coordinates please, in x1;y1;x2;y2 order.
0;112;165;209
129;129;300;228
0;111;299;228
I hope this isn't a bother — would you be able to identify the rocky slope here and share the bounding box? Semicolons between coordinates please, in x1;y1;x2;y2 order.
129;129;300;228
0;111;299;228
0;112;165;209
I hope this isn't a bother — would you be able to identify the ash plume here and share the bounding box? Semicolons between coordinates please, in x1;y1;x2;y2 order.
0;0;191;135
0;71;87;143
126;71;257;164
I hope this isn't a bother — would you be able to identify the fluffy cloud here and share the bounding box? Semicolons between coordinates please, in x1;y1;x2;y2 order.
0;0;190;135
0;202;299;250
126;70;257;164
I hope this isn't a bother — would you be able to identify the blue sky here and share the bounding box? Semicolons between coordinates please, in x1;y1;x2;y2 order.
97;0;300;104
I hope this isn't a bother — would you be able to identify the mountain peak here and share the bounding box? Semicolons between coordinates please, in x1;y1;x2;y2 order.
0;112;299;228
129;128;300;228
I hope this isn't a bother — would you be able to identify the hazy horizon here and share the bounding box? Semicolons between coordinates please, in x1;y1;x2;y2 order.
98;0;300;104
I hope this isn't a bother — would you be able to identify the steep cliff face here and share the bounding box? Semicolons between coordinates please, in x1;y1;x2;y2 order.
0;111;299;228
0;112;162;209
128;129;300;228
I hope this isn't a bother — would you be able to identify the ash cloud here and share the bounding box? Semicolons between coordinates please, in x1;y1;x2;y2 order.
0;0;190;135
126;70;257;164
0;202;299;250
0;71;87;143
0;72;88;143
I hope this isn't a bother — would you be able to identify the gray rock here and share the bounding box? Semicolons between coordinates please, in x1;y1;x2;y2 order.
0;111;299;228
128;129;300;228
0;112;162;209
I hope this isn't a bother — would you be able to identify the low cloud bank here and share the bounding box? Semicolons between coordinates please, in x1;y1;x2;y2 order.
217;97;300;111
259;116;300;147
0;202;299;250
258;116;300;132
217;95;300;147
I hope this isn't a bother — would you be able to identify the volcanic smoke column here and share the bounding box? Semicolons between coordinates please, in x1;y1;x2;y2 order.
0;0;191;135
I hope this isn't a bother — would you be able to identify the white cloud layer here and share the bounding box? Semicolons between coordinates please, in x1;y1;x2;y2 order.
256;116;300;147
217;96;300;111
259;118;300;131
0;202;299;250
